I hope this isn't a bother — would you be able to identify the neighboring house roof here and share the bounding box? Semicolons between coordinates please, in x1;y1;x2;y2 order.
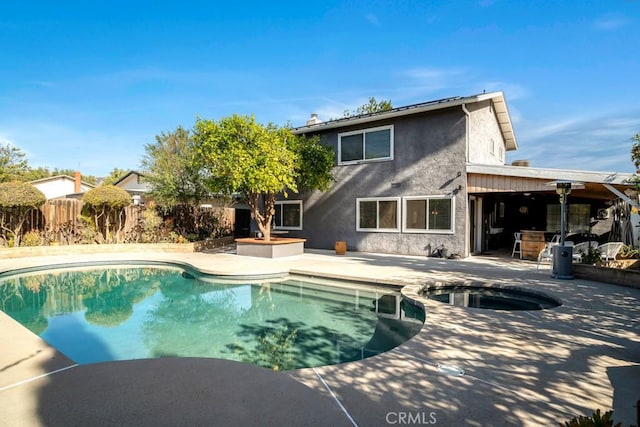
292;91;518;151
113;170;152;194
30;174;96;188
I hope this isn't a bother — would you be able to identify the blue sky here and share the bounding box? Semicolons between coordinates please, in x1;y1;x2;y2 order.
1;1;639;177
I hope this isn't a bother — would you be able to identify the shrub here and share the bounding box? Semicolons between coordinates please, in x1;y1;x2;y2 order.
559;409;620;427
21;230;42;246
82;186;131;243
0;181;46;247
580;247;602;265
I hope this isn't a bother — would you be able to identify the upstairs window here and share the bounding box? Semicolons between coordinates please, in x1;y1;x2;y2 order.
274;200;302;230
338;125;393;164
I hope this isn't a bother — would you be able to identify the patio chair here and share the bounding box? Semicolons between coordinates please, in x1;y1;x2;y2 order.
597;242;624;263
536;243;555;270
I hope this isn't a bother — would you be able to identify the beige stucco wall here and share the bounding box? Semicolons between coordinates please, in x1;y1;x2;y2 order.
467;100;506;165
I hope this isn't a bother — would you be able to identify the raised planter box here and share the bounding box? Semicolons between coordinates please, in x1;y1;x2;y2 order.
235;237;306;258
573;263;640;289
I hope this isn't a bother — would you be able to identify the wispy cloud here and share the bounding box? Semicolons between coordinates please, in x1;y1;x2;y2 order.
512;110;640;172
594;14;628;31
365;13;380;26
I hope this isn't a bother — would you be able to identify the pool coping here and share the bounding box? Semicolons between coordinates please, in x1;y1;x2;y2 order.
1;249;639;426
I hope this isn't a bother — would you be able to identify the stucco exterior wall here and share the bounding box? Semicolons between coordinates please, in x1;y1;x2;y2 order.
287;107;468;257
467;100;506;165
32;178;92;199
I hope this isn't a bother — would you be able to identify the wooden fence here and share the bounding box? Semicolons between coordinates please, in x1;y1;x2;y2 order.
19;199;234;244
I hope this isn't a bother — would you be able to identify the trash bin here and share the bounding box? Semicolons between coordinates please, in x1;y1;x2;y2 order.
552;245;573;279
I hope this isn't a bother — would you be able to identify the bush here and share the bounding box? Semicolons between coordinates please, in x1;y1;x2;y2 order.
21;230;42;246
580;247;602;265
559;409;620;427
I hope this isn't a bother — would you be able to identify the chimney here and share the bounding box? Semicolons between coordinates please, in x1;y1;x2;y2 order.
74;171;81;193
306;113;322;126
511;160;530;167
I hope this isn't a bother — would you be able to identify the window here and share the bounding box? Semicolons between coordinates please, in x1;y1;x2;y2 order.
274;200;302;230
356;197;400;232
546;204;590;234
403;196;455;233
338;125;393;164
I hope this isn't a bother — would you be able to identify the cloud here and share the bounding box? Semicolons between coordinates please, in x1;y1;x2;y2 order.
511;110;640;172
594;14;628;31
365;13;380;26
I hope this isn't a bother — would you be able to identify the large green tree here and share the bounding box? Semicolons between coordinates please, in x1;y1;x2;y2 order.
141;126;210;208
0;143;29;182
194;115;334;241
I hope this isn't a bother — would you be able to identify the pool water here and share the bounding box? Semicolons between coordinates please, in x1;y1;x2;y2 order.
0;265;424;370
422;285;561;310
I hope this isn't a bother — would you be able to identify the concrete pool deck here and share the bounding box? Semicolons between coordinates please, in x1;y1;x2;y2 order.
0;248;638;426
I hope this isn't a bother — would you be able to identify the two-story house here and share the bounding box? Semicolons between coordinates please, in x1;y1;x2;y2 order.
281;91;639;258
278;92;514;257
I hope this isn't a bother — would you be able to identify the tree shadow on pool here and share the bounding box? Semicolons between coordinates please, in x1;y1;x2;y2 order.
225;318;371;371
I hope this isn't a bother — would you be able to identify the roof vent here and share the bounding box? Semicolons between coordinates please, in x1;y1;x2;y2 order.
511;160;530;167
306;113;322;126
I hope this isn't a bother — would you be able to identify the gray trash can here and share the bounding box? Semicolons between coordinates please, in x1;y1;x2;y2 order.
552;245;573;279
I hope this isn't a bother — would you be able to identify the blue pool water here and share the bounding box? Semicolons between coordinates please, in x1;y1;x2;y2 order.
0;264;424;370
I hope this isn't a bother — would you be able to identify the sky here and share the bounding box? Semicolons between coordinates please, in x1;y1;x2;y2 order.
1;1;639;177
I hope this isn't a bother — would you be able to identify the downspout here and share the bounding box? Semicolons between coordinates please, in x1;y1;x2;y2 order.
461;104;472;256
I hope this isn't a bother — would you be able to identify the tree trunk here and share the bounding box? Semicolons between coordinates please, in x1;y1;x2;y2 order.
246;193;275;242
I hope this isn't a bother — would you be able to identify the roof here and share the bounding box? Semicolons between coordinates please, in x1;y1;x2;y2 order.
292;91;518;151
467;163;638;186
113;170;145;186
30;174;96;188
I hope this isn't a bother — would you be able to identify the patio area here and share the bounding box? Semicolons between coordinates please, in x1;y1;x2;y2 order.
0;248;638;426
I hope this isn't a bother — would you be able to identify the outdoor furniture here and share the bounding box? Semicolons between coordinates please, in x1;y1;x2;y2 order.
572;241;599;262
521;230;546;260
536;243;555;270
597;242;624;263
511;232;522;258
537;241;574;270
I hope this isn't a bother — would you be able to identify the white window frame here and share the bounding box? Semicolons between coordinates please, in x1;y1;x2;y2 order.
274;200;303;230
338;125;394;165
356;197;401;232
402;195;455;234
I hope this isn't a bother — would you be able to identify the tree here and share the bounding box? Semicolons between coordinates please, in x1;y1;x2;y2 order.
343;97;393;118
141;126;209;208
0;143;29;182
82;185;131;243
194;115;334;241
632;133;640;170
100;168;129;186
0;181;46;246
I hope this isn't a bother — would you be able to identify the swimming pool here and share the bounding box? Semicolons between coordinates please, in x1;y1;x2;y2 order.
0;264;424;370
